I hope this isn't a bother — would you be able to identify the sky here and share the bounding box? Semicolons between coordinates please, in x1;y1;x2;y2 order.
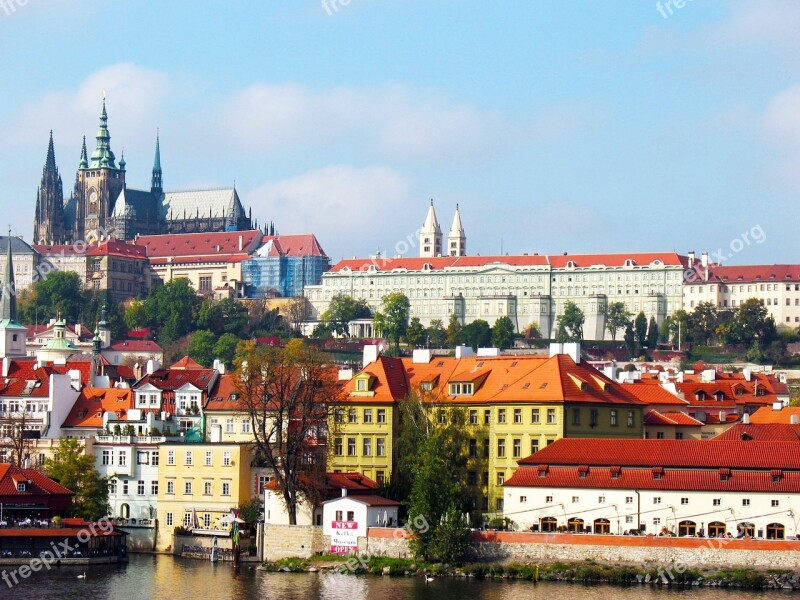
0;0;798;265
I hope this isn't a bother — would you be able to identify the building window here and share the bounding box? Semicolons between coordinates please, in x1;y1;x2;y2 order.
151;481;158;495
520;496;527;503
226;418;235;433
681;498;689;505
610;410;618;427
108;480;117;495
483;438;490;458
497;472;505;486
185;451;193;466
242;418;251;434
498;409;506;424
137;480;145;495
572;496;579;503
653;517;661;526
184;513;193;528
713;499;721;506
334;409;344;423
376;471;385;485
102;450;111;465
184;481;192;495
363;438;372;456
469;410;478;424
598;496;606;504
547;409;556;424
531;409;540;424
204;482;212;495
546;495;553;503
627;411;635;427
742;499;750;506
203;514;211;529
348;409;357;424
572;408;580;425
222;482;230;496
377;409;386;423
118;451;127;466
512;438;521;458
151;451;159;466
204;451;212;466
335;438;343;456
222;451;231;466
484;410;491;425
530;439;539;454
363;409;372;423
772;500;780;507
653;497;661;504
347;438;357;456
625;496;633;504
166;481;174;494
469;439;477;457
513;409;522;424
497;439;506;458
199;276;212;294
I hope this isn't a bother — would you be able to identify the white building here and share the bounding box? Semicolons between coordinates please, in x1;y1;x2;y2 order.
683;258;800;329
322;494;400;553
504;438;800;539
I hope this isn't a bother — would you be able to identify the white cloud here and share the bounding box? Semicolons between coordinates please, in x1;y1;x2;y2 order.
1;63;168;154
245;165;414;258
762;83;800;190
712;0;800;51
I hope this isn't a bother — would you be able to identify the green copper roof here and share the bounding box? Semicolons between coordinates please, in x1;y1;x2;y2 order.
89;99;118;169
79;136;88;169
151;134;163;192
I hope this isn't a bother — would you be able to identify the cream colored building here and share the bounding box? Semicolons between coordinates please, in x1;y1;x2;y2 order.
683;257;800;329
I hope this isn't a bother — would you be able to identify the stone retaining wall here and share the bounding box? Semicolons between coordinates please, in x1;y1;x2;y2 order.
263;524;324;561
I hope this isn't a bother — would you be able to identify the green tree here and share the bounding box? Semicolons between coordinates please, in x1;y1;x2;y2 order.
624;322;637;359
491;316;515;350
144;278;200;344
45;438;109;519
214;333;241;367
604;301;631;343
646;316;659;349
92;291;127;340
124;300;148;331
373;292;411;354
687;302;718;345
19;271;86;324
556;301;584;342
522;323;541;347
396;395;472;564
670;309;690;345
461;319;492;350
405;317;426;348
427;319;447;348
634;311;648;350
196;300;224;335
319;294;372;337
187;330;217;367
238;496;263;535
446;313;463;348
728;298;777;348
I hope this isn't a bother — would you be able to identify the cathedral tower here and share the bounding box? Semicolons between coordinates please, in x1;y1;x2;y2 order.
74;99;126;242
33;131;66;244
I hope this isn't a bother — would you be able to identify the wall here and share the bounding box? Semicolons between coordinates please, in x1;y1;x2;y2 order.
262;524;324;561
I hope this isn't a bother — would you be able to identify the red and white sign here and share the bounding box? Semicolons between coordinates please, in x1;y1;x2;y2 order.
330;521;359;554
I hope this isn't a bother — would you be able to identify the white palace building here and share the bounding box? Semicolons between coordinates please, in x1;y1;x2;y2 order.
304;203;687;340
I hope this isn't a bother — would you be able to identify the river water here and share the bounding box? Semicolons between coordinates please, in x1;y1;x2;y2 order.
1;554;776;600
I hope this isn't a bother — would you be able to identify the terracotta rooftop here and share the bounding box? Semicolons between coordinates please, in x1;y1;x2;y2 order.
61;388;134;429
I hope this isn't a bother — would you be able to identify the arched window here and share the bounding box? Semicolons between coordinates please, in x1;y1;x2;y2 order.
567;518;584;533
707;521;726;538
593;518;610;534
678;520;696;536
737;522;755;538
766;523;785;540
540;517;558;533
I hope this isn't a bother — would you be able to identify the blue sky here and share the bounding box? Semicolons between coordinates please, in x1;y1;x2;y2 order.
1;0;799;264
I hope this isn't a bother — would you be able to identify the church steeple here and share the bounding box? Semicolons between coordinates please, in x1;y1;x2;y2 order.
89;97;117;169
33;131;65;244
79;136;88;169
447;203;466;257
151;133;163;194
419;199;443;258
45;130;56;172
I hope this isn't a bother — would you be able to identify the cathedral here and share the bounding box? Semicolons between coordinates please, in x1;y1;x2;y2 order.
34;100;254;244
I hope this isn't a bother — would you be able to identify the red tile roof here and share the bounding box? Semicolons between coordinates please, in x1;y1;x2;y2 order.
505;465;800;493
205;374;242;411
253;234;328;258
32;244;83;256
137;230;263;264
644;410;704;427
171;355;204;370
85;239;147;259
712;423;800;442
61;388;134;429
329;252;686;273
136;366;217;392
265;472;379;493
0;464;74;497
106;340;163;353
704;264;800;284
620;382;688;406
516;438;800;469
327;494;399;507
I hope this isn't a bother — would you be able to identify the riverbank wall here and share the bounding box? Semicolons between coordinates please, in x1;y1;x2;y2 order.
264;525;800;570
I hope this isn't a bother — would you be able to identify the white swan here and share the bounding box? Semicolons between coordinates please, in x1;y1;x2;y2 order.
77;572;86;579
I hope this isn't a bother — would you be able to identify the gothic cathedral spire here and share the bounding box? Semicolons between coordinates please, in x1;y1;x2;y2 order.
151;132;163;194
33;131;66;244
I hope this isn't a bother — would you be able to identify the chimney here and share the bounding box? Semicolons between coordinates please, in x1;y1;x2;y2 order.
791;414;799;425
455;345;474;359
362;345;379;367
742;413;750;424
563;342;581;364
549;343;564;357
146;359;160;375
341;488;347;498
687;251;695;265
412;349;432;364
238;235;244;252
701;252;708;268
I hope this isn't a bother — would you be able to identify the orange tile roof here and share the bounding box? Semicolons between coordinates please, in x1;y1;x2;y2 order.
712;423;800;442
0;464;74;497
644;410;704;427
205;374;243;411
749;406;800;424
61;388;134;429
620;382;688;406
171;355;204;370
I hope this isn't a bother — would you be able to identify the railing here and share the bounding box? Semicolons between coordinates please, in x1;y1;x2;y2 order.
95;435;179;444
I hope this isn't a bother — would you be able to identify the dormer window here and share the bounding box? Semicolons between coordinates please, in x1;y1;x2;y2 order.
719;468;731;481
652;467;664;480
624;259;636;267
714;391;725;402
449;382;473;396
16;482;26;492
356;379;368;392
566;260;576;268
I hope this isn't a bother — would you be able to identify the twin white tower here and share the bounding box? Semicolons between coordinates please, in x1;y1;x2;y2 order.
419;200;466;258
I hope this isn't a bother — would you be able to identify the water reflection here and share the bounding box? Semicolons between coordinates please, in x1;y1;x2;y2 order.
0;554;766;600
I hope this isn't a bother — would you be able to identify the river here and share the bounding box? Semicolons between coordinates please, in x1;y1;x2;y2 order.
0;554;777;599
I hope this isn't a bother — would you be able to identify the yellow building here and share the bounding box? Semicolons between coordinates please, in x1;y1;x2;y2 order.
156;442;254;547
334;345;646;516
203;374;256;443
